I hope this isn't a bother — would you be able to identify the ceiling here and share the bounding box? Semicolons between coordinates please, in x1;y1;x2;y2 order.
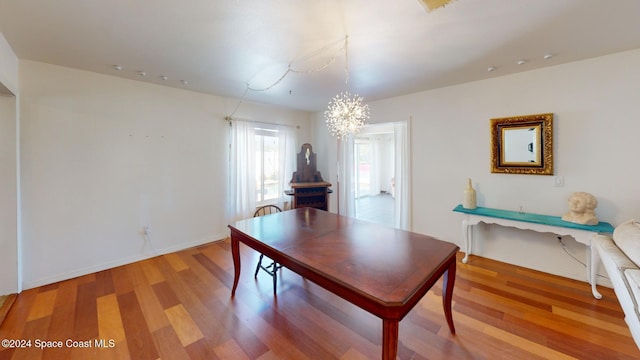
1;0;640;112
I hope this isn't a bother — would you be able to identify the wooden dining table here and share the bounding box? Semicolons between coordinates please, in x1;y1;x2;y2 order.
228;207;459;360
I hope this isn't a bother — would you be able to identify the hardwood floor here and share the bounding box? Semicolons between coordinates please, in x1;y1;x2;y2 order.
1;238;639;359
0;294;17;326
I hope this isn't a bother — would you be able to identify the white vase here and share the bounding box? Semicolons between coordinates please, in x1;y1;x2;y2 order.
463;178;477;209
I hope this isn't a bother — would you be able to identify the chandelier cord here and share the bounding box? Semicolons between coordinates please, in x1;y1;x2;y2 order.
227;37;348;118
324;34;369;140
344;35;349;87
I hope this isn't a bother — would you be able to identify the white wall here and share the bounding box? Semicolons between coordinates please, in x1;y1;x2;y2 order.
19;60;312;289
314;49;640;284
0;32;19;295
377;134;394;193
0;95;18;295
0;33;18;94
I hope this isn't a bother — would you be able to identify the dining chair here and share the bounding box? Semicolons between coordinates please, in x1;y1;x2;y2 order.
253;205;283;293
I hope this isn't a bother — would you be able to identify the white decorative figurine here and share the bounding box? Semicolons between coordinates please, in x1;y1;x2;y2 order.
562;192;599;225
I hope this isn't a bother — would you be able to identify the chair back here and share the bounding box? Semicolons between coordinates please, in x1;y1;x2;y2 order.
253;205;282;218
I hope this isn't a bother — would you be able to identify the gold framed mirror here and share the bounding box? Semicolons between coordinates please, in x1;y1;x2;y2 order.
490;113;553;175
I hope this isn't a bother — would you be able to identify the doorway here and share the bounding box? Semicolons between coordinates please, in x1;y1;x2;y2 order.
352;121;409;228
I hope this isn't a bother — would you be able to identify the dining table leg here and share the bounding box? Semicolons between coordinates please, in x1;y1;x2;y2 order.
231;236;241;297
382;318;399;360
442;258;457;334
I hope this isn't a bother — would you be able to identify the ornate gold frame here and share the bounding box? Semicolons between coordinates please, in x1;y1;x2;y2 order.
490;113;553;175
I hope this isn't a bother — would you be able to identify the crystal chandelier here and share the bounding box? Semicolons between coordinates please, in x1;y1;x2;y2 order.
325;36;369;140
325;92;369;139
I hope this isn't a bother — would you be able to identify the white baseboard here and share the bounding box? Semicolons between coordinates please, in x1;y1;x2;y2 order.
596;276;613;289
21;232;229;290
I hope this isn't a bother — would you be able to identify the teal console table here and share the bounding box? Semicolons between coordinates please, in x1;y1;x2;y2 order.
453;204;614;299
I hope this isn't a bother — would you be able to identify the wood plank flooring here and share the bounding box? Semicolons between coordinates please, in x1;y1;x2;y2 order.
0;295;17;326
1;237;639;359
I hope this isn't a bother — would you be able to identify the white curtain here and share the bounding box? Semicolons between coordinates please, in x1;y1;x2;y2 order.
227;120;257;222
277;125;296;210
338;137;356;217
227;119;296;222
369;136;382;196
394;120;411;230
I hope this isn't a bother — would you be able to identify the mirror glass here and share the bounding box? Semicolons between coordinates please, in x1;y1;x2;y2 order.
491;113;553;175
502;125;541;165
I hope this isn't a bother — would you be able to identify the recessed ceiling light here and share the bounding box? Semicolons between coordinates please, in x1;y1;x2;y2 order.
138;71;146;77
544;54;553;60
160;75;168;81
181;80;188;85
113;65;122;71
487;66;496;72
517;60;527;65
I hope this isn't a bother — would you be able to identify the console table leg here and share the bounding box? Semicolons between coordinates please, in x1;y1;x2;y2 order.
231;236;241;297
382;319;399;360
589;242;603;299
461;219;471;264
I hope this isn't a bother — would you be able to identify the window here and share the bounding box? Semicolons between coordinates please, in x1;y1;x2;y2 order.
228;120;296;221
254;128;280;204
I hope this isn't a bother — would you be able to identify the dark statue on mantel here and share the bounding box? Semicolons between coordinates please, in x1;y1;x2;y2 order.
286;144;332;210
290;143;325;183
